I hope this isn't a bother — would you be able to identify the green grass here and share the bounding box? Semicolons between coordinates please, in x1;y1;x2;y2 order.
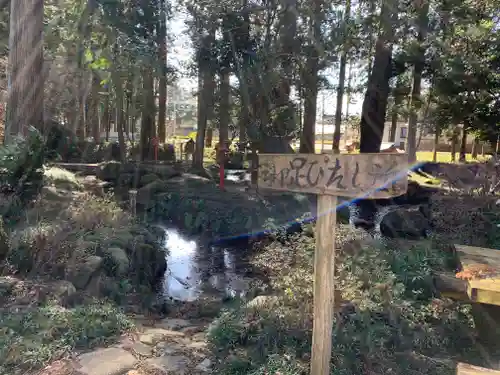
0;300;134;374
416;151;489;162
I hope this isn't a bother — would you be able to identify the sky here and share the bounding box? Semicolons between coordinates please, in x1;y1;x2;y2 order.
167;9;365;118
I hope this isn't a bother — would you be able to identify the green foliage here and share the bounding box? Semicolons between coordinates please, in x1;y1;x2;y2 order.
0;300;134;375
207;228;477;375
8;192;166;292
0;127;46;221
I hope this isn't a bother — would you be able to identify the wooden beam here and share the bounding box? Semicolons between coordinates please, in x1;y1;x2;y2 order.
457;362;500;374
258;153;409;198
434;272;469;301
310;195;337;375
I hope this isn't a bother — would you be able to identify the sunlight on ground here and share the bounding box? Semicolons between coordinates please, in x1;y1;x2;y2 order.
416;151;490;162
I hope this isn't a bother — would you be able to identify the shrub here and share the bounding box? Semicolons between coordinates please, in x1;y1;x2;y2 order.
7;192;166;293
0;127;46;197
0;300;134;375
207;226;476;375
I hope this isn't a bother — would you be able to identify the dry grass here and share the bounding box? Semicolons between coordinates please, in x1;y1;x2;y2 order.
7;191;132;278
43;166;83;190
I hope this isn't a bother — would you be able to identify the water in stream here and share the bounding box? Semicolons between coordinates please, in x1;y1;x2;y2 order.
160;227;252;302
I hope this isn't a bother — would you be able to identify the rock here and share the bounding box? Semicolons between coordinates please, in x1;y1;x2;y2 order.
187;341;207;350
379;206;432;239
136;180;171;206
145;355;189;374
40;186;72;202
126;242;166;289
82;176;110;196
128;342;153;357
156;318;191;331
36;360;78;375
0;276;17;296
48;280;77;300
139;328;185;345
155;165;181;180
103;247;130;276
140;173;160;186
96;161;123;182
195;358;212;372
117;173;134;187
246;295;279;309
155;341;185;355
66;255;103;289
78;347;136;375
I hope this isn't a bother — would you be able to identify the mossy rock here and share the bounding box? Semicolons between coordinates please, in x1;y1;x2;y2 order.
102;247;130;276
125;241;166;289
140;173;160;187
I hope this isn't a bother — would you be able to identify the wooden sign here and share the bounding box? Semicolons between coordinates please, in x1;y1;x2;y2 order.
257;153;409;375
258;153;408;198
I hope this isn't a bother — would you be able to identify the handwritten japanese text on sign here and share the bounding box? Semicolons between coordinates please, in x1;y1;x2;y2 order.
257;153;409;198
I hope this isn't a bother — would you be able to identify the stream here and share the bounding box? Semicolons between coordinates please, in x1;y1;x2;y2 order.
160;226;253;302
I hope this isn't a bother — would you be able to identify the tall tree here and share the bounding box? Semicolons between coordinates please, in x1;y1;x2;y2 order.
157;0;168;142
359;0;399;153
6;0;44;143
406;0;430;163
333;0;351;153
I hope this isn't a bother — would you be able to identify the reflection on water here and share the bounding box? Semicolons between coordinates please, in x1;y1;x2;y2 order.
160;227;251;302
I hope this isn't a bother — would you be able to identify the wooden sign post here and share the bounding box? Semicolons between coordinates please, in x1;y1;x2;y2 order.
256;153;409;375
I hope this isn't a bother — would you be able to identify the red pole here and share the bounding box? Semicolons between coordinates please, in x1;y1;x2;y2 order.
219;163;225;190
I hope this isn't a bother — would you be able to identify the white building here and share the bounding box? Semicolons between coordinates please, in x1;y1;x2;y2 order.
382;122;408;149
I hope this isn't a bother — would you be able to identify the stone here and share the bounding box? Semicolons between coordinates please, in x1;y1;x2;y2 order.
48;280;77;300
36;359;78;375
139;328;185;345
0;276;17;296
156;318;191;331
96;161;123;182
155;341;185;355
103;247;130;275
187;341;207;350
195;358;212;372
379;206;432;239
129;342;153;357
145;355;189;374
140;173;160;187
136;180;171;206
246;295;279;309
77;347;136;375
66;255;103;290
82;176;109;196
181;326;205;336
40;186;72;202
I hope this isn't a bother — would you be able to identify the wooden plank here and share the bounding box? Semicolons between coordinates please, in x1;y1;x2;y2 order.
455;245;500;267
434;272;468;297
257;153;409;198
457;362;500;374
455;245;500;306
310;195;337;375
